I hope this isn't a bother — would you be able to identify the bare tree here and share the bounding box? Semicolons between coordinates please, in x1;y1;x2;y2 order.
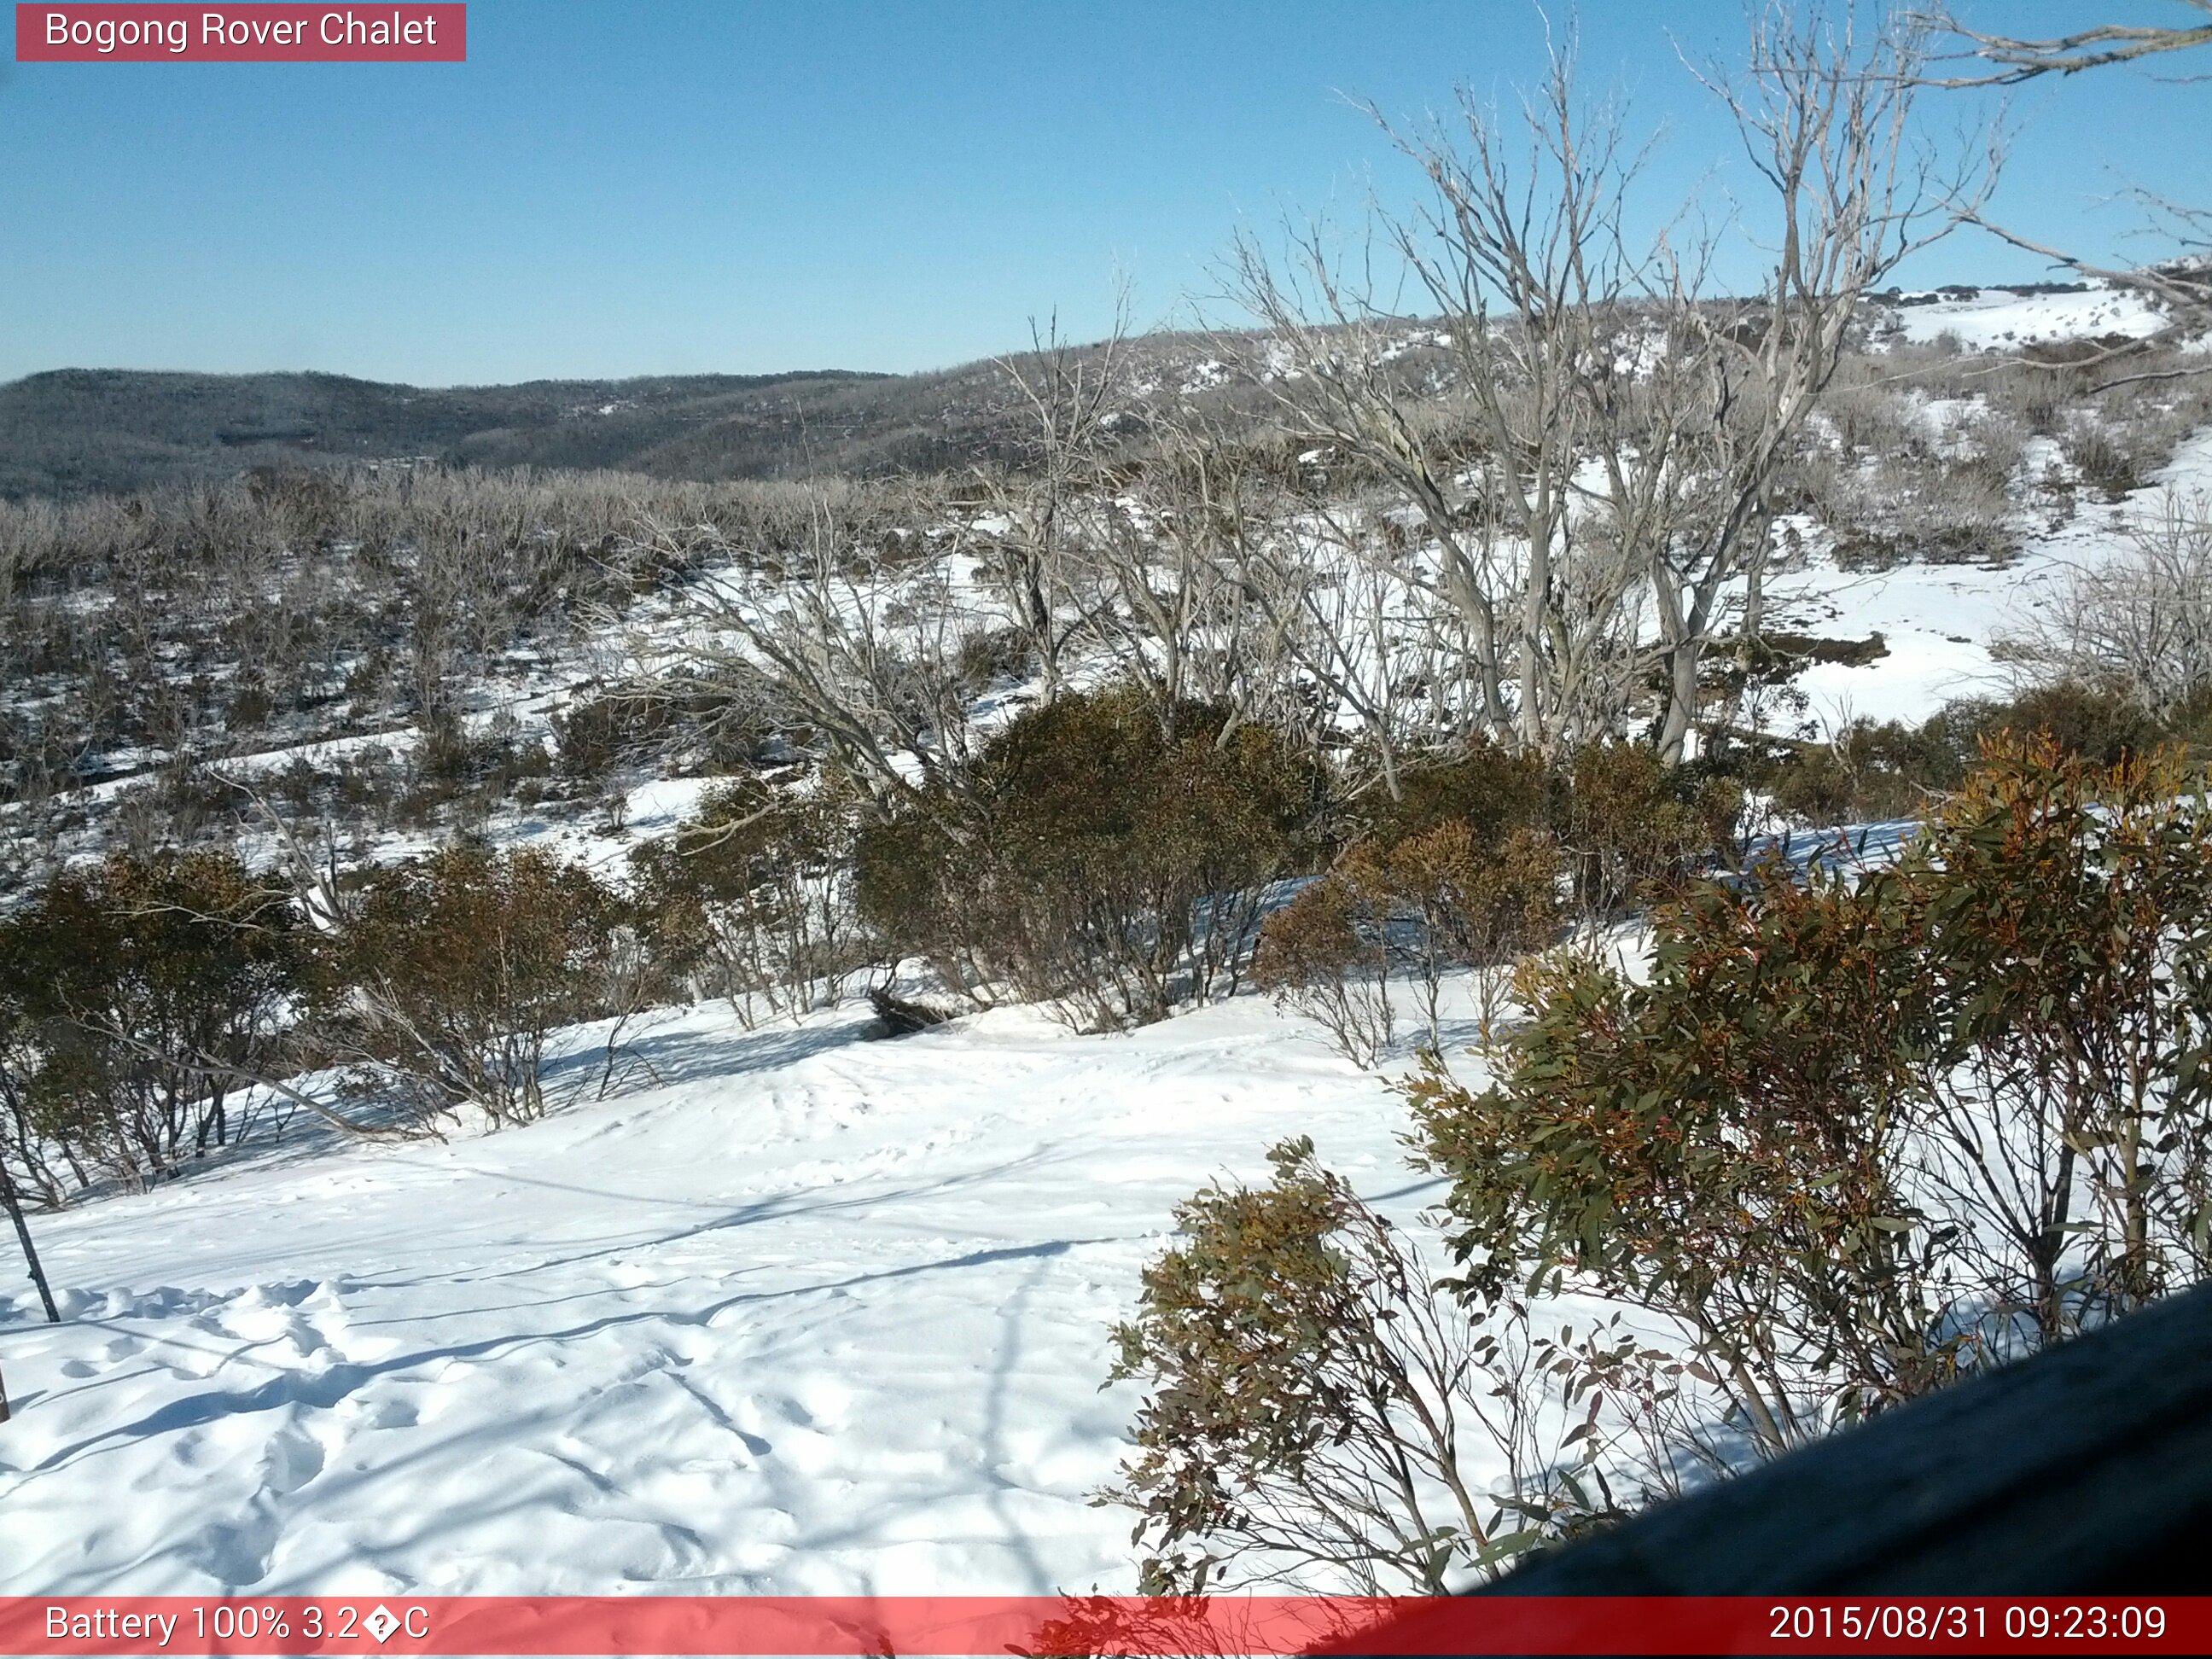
1227;44;1652;765
1926;2;2212;83
1230;9;1988;767
1639;3;1995;760
1922;3;2211;366
980;303;1136;695
1242;499;1480;799
631;480;990;825
1071;403;1311;744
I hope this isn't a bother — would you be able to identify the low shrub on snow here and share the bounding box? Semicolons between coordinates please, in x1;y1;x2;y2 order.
1765;679;2175;825
1254;823;1563;1064
631;776;863;1024
1252;740;1731;1066
1119;738;2212;1590
0;850;302;1196
1107;1136;1633;1593
854;685;1318;1030
317;844;627;1128
1557;740;1743;921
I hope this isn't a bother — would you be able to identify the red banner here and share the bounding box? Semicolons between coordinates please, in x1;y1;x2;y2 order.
14;5;464;61
0;1596;2201;1656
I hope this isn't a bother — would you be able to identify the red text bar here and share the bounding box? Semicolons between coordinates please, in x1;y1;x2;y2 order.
0;1596;2203;1656
15;5;464;62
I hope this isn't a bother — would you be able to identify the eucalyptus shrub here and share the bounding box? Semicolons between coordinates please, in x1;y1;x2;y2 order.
1411;737;2212;1454
1117;739;2212;1591
0;851;301;1190
1107;1138;1633;1593
631;777;860;1023
322;845;626;1127
856;687;1317;1028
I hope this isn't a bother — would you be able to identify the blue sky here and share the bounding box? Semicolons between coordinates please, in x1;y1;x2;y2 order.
3;1;2205;385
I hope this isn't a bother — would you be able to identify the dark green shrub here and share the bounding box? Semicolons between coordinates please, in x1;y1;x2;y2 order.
855;687;1317;1027
1351;742;1553;853
226;672;276;732
953;626;1033;692
552;691;687;780
1764;682;2166;827
850;807;979;992
1982;681;2163;766
0;852;302;1188
631;777;860;1022
1767;716;1973;824
322;845;626;1126
1560;741;1741;917
400;713;553;826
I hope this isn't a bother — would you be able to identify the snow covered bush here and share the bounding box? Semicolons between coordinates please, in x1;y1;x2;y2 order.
854;687;1317;1029
1896;738;2212;1333
1409;889;1961;1465
1251;876;1395;1068
1361;823;1564;1043
1129;741;2212;1598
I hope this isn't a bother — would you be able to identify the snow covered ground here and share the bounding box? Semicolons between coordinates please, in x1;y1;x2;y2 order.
1880;281;2168;351
0;993;1458;1596
1762;426;2212;731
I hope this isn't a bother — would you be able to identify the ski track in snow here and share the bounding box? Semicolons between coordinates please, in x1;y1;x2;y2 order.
0;995;1464;1596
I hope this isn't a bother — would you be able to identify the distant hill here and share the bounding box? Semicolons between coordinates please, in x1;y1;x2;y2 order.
0;363;1072;499
20;282;2157;502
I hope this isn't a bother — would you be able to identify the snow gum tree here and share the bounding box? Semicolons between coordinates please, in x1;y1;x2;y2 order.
1229;4;1994;767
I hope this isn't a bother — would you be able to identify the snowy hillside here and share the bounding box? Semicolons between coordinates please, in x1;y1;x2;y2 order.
1766;425;2212;728
1877;280;2170;351
0;992;1471;1595
5;266;2210;1598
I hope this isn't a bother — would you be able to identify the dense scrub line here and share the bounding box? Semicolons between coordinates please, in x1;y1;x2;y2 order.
0;682;1737;1202
6;655;2173;1214
0;465;904;809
